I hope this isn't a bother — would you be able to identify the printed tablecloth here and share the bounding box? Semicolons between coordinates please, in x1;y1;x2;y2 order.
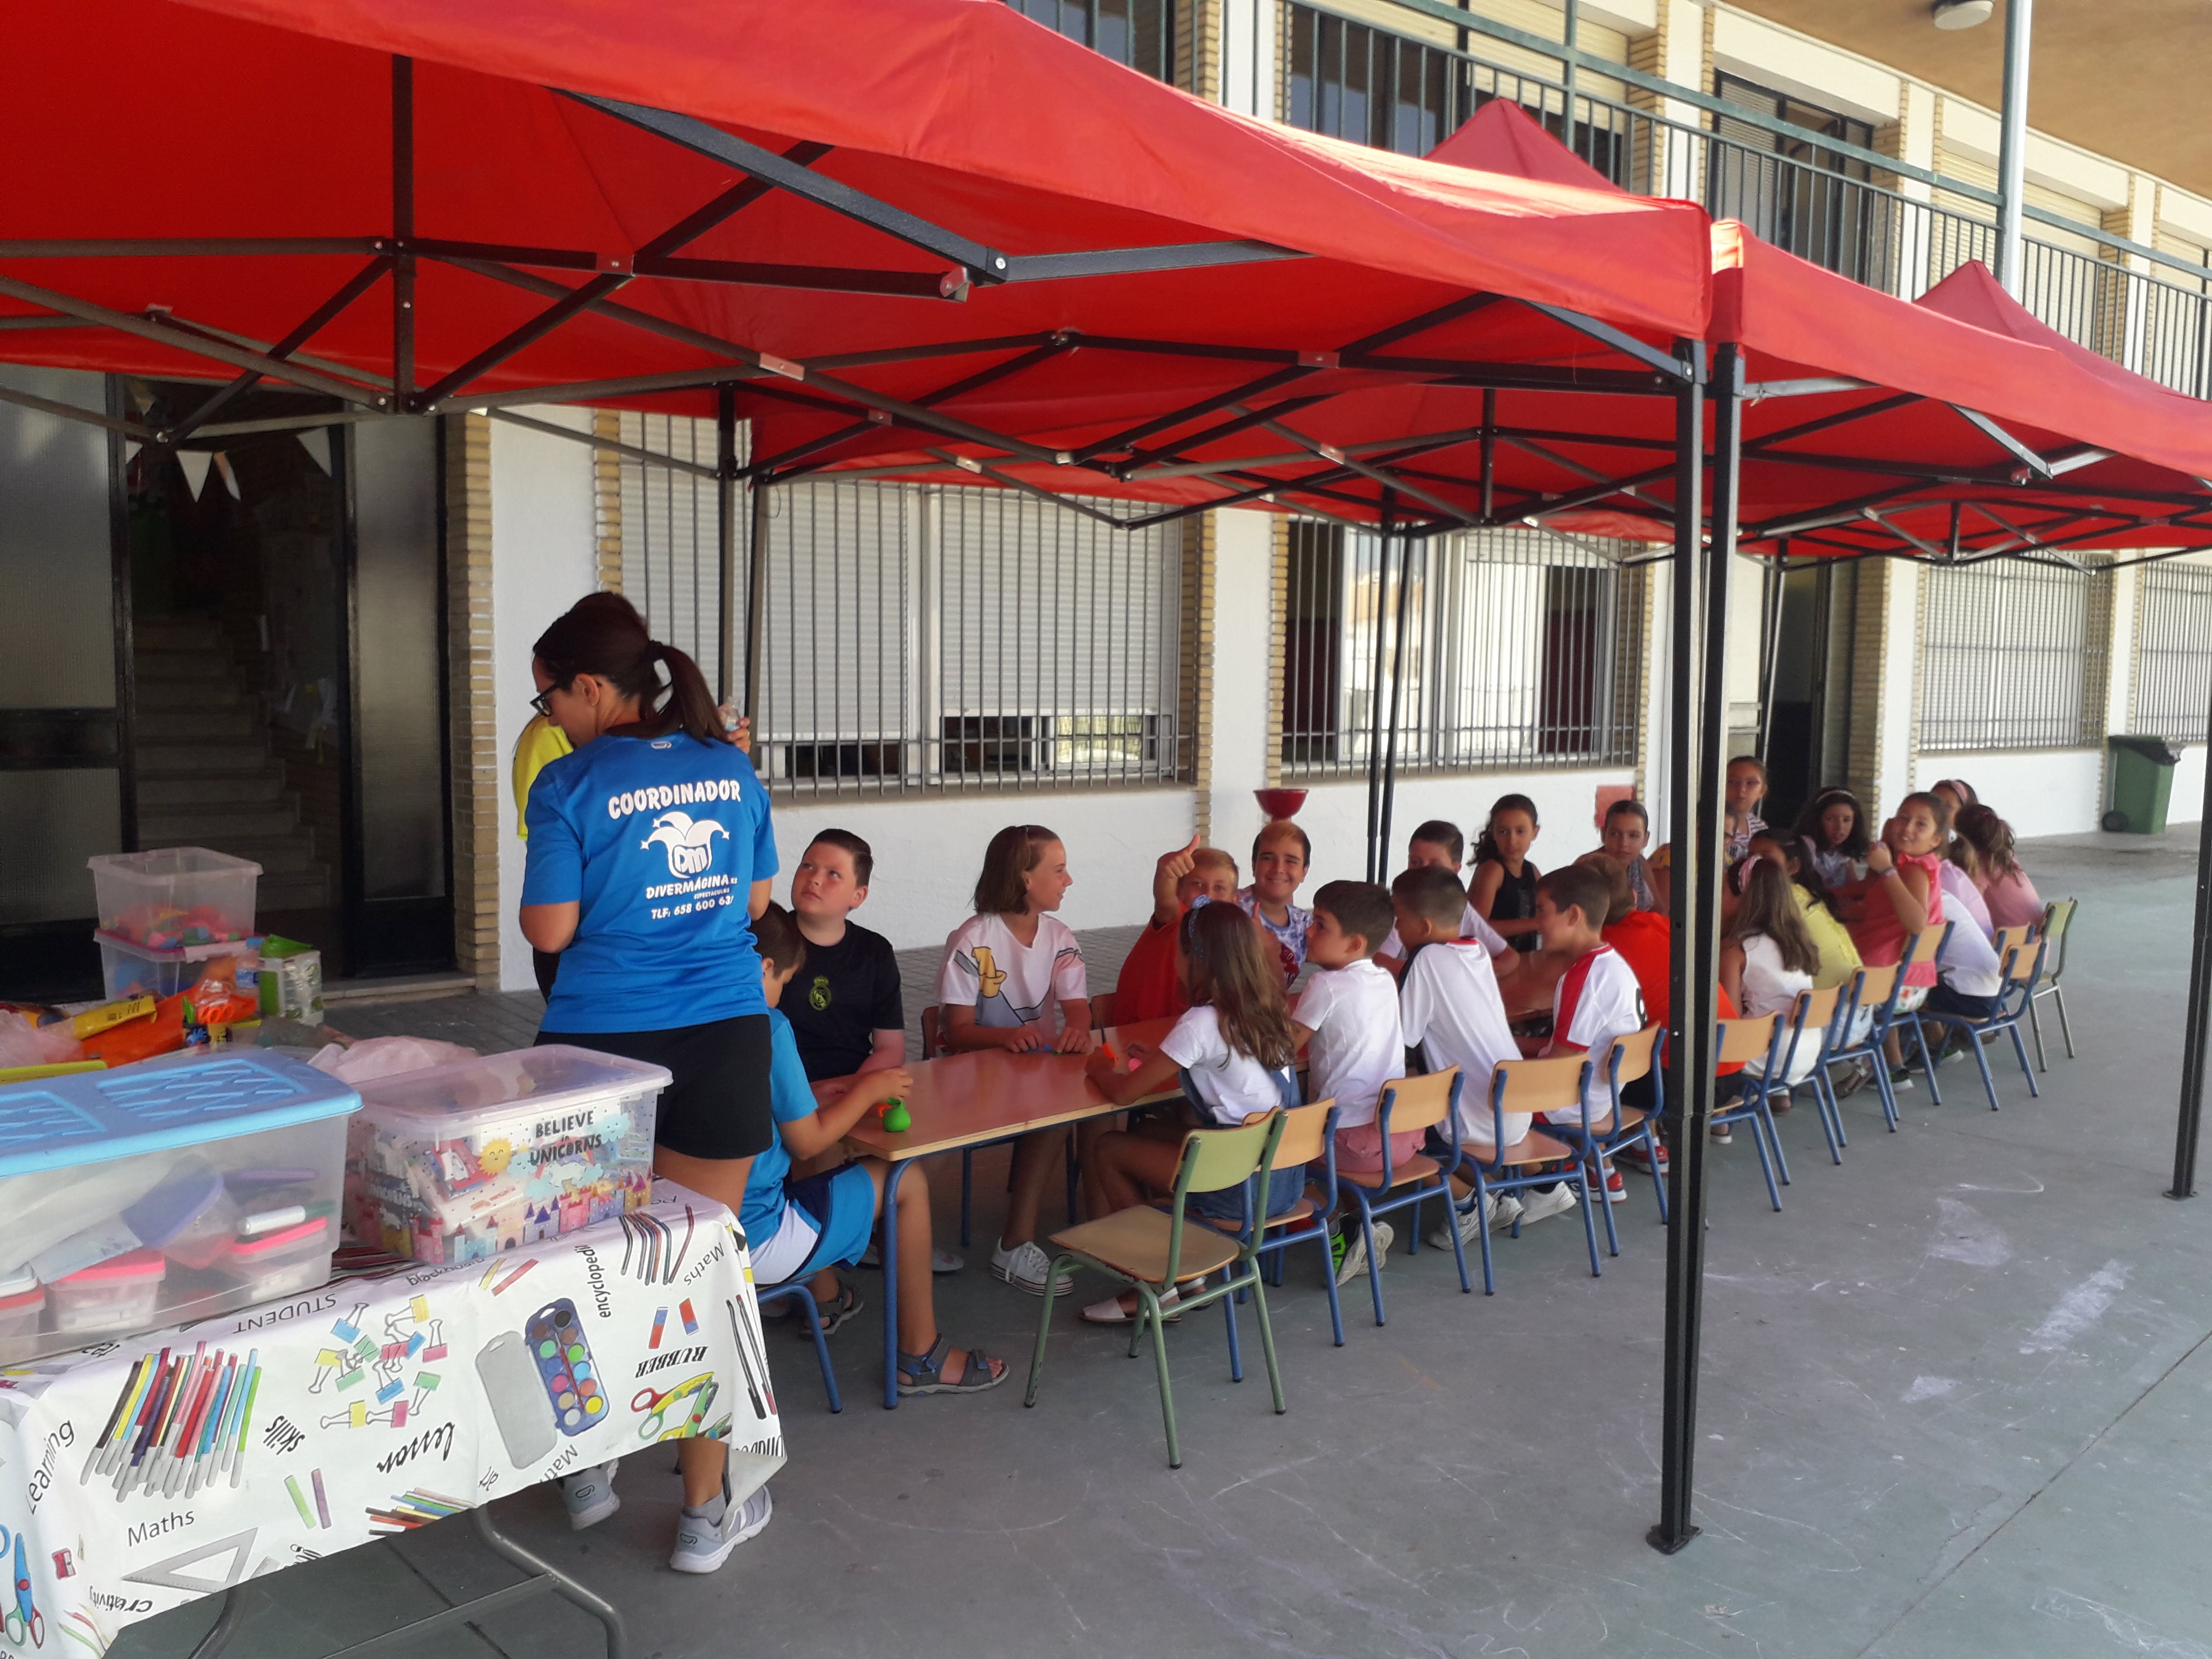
0;1183;780;1654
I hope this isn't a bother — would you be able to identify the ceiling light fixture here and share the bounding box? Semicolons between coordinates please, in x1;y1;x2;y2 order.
1932;0;1994;28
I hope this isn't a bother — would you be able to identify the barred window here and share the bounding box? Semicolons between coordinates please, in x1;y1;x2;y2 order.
1280;522;1639;778
2134;563;2212;743
1917;561;2100;752
615;417;1188;797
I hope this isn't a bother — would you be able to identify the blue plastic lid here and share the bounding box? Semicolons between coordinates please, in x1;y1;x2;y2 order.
0;1051;360;1178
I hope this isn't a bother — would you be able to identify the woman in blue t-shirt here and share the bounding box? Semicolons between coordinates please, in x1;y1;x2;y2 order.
519;592;778;1573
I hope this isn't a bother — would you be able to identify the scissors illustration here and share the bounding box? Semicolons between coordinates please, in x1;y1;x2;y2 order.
630;1372;714;1441
1;1528;41;1650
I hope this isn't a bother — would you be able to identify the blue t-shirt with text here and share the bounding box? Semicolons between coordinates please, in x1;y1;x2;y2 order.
522;731;777;1032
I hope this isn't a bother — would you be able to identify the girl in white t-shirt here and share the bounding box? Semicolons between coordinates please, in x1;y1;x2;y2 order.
1720;857;1822;1086
936;825;1094;1297
1078;903;1301;1324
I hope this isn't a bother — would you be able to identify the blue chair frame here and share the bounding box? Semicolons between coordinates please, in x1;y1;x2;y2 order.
1822;925;1945;1133
1542;1026;1670;1255
1932;929;2050;1112
1245;1101;1347;1346
1709;1010;1802;1212
1336;1070;1470;1325
1448;1055;1604;1294
752;1280;843;1414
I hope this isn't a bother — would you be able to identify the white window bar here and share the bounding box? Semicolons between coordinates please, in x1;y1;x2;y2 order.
1918;559;2098;752
2135;563;2212;744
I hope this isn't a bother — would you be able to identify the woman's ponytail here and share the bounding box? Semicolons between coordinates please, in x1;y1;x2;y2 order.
533;593;731;748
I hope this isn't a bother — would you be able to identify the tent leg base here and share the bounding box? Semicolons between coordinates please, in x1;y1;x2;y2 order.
1646;1522;1701;1556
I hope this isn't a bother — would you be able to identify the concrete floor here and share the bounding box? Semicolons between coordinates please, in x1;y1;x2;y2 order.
119;833;2212;1658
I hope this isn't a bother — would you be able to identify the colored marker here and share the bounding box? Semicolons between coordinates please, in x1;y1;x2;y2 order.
234;1356;262;1486
492;1258;537;1296
312;1468;331;1529
286;1474;314;1526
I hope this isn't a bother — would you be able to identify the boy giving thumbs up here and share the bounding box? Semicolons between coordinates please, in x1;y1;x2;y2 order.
1112;832;1242;1022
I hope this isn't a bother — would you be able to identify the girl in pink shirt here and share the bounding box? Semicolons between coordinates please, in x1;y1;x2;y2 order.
1953;804;2045;931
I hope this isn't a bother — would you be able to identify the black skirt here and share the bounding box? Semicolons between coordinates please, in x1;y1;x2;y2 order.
535;1012;773;1162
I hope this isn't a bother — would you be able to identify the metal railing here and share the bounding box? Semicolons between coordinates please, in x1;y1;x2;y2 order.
617;414;1191;797
2134;563;2212;743
1262;0;2212;399
1918;559;2103;752
1280;522;1640;779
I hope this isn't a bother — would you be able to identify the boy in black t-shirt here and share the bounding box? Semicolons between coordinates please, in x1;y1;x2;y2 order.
784;829;905;1082
788;830;961;1272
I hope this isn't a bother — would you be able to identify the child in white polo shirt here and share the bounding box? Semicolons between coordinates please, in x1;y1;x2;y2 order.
1289;879;1405;1286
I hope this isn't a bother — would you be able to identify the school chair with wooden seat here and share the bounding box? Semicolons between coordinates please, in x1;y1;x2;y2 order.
1792;983;1848;1166
923;1003;1078;1247
1232;1099;1347;1347
2028;898;2078;1070
1024;1111;1291;1469
1547;1025;1669;1253
1939;926;2049;1113
1892;923;1955;1106
751;1280;843;1413
1709;1012;1798;1212
1336;1069;1470;1325
1448;1055;1604;1293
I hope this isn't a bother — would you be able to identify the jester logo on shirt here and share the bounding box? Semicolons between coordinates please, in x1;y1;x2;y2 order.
641;811;727;878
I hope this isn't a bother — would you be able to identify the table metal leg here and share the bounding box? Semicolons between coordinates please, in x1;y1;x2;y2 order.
881;1157;911;1410
470;1502;628;1659
183;1585;248;1659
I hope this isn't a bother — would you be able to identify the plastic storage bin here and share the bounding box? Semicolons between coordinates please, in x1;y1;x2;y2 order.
97;934;257;1002
2105;734;2182;834
0;1266;42;1356
0;1050;359;1359
349;1046;664;1264
88;846;261;948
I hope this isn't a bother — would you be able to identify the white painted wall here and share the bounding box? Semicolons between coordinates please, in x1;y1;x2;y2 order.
2173;746;2207;827
490;409;599;993
1207;509;1276;867
1709;8;1899;128
1875;559;1919;814
1910;748;2105;839
767;786;1198;953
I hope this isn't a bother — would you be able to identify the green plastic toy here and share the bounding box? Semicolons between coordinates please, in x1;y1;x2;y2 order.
879;1098;911;1134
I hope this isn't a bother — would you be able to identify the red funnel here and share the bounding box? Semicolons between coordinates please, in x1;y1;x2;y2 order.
1254;788;1309;819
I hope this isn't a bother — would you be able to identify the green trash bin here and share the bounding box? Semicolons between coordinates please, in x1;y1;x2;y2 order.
2104;734;2183;834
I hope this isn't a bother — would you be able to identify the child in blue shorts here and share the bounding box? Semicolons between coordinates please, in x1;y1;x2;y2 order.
746;903;1005;1397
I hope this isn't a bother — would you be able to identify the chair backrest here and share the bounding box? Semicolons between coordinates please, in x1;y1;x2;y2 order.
1377;1068;1460;1137
1909;923;1949;967
920;1004;944;1060
1272;1100;1337;1170
1603;1025;1662;1091
1851;961;1901;1008
2040;898;2077;982
1798;983;1841;1028
1175;1111;1285;1197
1492;1053;1585;1116
1716;1013;1781;1066
1088;991;1118;1032
1995;925;2047;989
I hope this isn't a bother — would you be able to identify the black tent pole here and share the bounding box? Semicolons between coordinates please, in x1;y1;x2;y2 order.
1377;529;1418;873
715;384;739;707
1651;339;1731;1556
2170;713;2212;1197
1364;501;1396;881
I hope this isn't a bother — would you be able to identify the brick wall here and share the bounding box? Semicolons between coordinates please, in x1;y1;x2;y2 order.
443;414;499;987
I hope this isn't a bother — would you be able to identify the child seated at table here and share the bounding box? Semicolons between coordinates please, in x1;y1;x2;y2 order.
1373;819;1512;978
1597;798;1666;914
1469;794;1543;952
1838;794;1948;1083
1115;833;1240;1022
937;824;1094;1297
1388;864;1523;1246
1078;902;1304;1324
1239;818;1314;984
1522;864;1647;1213
746;903;1006;1396
1288;880;1406;1285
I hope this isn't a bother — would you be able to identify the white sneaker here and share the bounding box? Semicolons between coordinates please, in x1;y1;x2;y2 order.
669;1481;773;1574
1333;1221;1393;1286
559;1462;619;1531
1515;1185;1579;1226
991;1237;1072;1297
1424;1193;1519;1251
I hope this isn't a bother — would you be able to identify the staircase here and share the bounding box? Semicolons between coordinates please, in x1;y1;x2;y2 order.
132;617;334;915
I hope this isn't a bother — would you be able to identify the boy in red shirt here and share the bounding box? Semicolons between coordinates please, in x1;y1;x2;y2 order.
1112;833;1239;1022
1520;864;1647;1213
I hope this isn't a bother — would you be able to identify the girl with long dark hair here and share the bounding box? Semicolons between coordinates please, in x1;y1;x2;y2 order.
518;592;780;1573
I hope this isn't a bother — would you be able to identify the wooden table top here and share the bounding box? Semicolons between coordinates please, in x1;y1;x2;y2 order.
840;1018;1184;1161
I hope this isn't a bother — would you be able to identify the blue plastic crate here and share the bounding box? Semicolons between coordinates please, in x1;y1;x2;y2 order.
0;1052;360;1177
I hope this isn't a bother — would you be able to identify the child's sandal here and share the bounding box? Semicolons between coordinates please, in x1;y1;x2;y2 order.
805;1281;863;1339
896;1334;1007;1396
